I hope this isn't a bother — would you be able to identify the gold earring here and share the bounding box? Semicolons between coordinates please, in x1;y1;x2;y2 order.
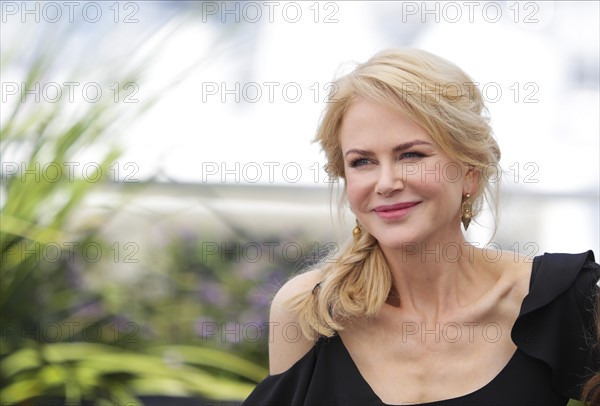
461;193;472;230
352;219;361;239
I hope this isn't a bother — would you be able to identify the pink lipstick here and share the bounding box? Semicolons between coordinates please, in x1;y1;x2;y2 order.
373;202;420;219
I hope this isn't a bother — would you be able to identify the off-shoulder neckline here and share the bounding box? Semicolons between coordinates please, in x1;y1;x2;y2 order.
334;333;523;405
331;256;539;406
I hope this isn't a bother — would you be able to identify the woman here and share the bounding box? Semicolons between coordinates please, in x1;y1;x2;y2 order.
244;48;600;405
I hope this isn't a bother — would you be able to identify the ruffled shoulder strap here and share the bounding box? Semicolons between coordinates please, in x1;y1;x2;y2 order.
512;250;600;400
243;337;325;405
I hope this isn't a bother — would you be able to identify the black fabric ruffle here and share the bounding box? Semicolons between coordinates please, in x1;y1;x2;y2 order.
511;250;599;400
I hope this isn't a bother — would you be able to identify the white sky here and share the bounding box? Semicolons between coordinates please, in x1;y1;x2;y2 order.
1;1;599;194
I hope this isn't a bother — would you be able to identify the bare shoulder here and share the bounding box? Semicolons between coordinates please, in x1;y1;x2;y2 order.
471;247;534;302
501;251;534;279
268;269;323;375
485;250;535;294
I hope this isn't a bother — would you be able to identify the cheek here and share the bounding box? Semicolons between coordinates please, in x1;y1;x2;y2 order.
416;162;465;197
413;176;464;215
345;178;360;206
437;183;464;215
345;174;371;208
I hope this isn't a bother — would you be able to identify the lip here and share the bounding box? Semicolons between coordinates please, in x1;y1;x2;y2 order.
373;201;420;219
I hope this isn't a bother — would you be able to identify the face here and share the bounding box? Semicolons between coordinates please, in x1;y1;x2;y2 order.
340;98;474;250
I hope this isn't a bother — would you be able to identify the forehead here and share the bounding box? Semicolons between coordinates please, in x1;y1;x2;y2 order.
340;98;433;149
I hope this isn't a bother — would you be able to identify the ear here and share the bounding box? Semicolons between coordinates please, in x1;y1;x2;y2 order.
464;165;480;195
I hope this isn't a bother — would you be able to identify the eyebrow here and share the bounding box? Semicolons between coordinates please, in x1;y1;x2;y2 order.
344;140;433;158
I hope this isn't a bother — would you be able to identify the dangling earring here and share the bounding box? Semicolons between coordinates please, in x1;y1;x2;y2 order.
461;193;472;231
352;219;362;240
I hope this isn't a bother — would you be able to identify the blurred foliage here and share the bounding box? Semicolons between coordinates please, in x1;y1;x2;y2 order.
137;230;331;365
0;20;277;405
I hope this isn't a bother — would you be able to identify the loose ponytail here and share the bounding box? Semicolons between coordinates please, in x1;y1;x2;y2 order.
286;232;392;338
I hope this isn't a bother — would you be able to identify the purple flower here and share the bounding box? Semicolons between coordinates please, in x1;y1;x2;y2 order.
195;316;216;338
199;282;228;306
247;289;270;309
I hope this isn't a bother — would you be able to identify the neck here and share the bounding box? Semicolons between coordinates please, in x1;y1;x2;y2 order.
381;241;497;322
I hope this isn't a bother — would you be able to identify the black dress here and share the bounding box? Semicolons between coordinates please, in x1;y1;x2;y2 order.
244;251;600;406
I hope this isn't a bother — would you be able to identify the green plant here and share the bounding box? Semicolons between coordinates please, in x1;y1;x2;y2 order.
0;24;267;404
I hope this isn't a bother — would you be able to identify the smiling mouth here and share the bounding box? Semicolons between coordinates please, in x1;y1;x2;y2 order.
373;202;420;219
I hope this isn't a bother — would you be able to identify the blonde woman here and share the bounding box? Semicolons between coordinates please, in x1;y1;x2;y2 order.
244;49;600;405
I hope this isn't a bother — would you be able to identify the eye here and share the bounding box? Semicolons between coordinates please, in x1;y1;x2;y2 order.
349;157;371;168
399;151;426;160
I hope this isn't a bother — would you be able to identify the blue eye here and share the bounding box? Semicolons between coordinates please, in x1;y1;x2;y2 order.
399;152;425;159
349;158;370;168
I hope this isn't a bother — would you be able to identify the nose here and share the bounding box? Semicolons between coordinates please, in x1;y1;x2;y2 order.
375;162;404;196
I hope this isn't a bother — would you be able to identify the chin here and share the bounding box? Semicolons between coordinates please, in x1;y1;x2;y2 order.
369;227;427;251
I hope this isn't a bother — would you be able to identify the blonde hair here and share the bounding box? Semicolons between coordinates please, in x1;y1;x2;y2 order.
287;48;502;339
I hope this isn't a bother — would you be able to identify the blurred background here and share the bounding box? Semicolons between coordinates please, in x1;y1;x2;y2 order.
1;1;598;404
